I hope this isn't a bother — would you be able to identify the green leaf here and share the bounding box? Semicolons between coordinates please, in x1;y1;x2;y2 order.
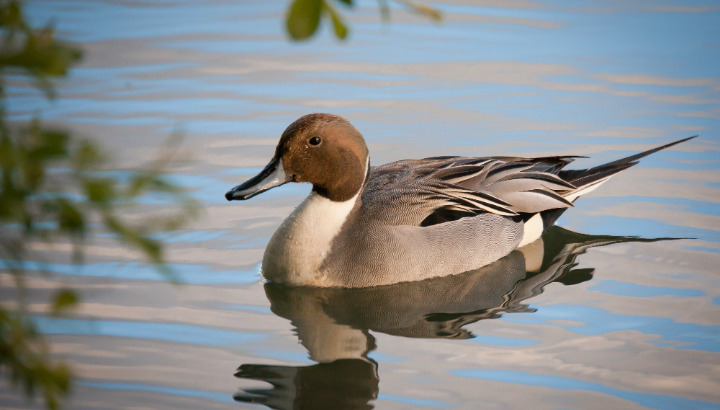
324;2;349;39
51;288;79;314
336;0;353;6
35;129;70;159
85;178;115;204
0;29;83;75
72;140;103;170
56;198;85;235
286;0;322;40
137;235;162;263
0;1;24;29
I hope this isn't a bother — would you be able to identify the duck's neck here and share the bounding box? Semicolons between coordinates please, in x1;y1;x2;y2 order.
262;190;360;286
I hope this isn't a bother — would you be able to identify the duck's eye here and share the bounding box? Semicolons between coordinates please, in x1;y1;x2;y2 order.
309;136;321;146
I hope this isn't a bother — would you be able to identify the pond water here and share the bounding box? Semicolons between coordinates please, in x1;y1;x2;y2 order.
2;0;720;409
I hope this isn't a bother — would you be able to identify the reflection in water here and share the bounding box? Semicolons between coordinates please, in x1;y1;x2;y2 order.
235;359;379;410
233;227;667;409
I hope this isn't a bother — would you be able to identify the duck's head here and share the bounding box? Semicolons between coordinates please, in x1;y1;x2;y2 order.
225;113;369;202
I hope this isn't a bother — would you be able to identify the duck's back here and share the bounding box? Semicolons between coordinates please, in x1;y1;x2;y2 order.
360;155;576;227
322;157;529;287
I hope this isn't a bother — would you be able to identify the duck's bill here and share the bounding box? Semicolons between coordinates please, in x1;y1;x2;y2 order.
225;157;291;201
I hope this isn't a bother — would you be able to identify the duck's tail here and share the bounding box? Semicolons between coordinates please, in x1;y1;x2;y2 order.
560;135;696;203
532;136;696;233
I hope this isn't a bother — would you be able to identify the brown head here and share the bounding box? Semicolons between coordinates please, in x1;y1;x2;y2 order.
225;113;369;202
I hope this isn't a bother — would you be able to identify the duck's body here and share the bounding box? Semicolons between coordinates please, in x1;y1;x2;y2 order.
226;113;694;288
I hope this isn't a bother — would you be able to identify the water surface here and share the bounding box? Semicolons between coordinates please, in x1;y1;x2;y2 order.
2;1;720;409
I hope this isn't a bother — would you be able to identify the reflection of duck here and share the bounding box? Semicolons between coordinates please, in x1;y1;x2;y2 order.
226;113;693;287
234;227;668;409
235;358;379;410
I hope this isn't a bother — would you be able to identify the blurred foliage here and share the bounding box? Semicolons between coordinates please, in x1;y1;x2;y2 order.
0;1;198;408
286;0;441;40
0;0;437;407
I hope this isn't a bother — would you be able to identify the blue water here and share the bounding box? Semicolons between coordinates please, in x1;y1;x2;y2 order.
454;369;718;410
3;0;720;409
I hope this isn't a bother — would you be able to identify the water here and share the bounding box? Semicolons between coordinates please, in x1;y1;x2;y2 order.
2;0;720;408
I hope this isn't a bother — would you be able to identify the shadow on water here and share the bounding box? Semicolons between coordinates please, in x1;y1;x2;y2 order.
233;226;670;409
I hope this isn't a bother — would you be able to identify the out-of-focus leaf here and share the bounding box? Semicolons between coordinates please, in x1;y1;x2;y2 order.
325;2;349;39
85;178;115;205
56;198;84;235
127;172;180;198
0;308;72;410
286;0;322;40
71;140;103;170
22;157;45;190
34;129;70;159
379;0;391;21
0;20;83;98
50;288;79;314
0;30;83;75
0;1;23;27
283;0;440;41
397;0;442;21
137;235;162;263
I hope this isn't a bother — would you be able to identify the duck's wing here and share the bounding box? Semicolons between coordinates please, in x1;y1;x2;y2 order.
364;136;695;228
363;156;579;227
427;156;579;213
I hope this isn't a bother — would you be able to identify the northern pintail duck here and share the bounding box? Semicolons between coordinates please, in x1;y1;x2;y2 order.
225;113;694;288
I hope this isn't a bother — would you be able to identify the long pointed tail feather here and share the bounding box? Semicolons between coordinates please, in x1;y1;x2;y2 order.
592;135;696;171
560;135;696;199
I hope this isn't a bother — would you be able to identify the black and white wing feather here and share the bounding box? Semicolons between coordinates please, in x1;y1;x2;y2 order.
363;136;695;228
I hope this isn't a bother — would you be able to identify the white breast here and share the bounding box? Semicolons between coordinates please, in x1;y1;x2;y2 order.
262;191;359;286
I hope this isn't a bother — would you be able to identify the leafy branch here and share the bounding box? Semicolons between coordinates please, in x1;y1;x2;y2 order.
0;1;198;408
286;0;441;40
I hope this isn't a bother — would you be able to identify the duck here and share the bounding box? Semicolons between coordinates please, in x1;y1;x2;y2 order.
225;113;694;288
